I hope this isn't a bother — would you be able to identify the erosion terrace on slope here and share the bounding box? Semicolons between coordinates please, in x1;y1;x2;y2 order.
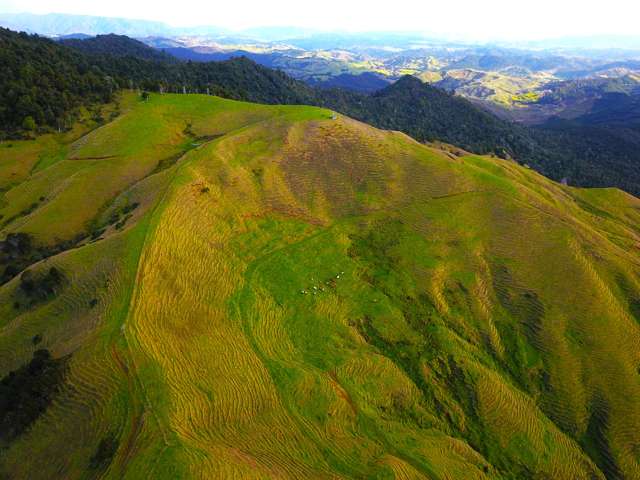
0;92;639;479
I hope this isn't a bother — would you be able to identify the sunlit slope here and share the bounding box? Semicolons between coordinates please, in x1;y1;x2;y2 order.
1;93;640;479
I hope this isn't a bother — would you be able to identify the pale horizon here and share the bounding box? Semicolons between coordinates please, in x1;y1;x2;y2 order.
1;0;639;42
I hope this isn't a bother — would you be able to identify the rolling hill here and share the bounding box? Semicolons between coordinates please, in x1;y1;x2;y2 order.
4;27;640;196
1;92;640;479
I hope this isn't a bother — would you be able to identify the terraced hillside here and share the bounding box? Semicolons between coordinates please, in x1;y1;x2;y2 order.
1;92;640;479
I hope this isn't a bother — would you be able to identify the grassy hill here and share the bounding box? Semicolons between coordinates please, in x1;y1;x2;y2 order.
1;92;640;479
5;27;640;197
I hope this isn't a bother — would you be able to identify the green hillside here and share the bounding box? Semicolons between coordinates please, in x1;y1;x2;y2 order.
1;92;640;479
5;26;640;197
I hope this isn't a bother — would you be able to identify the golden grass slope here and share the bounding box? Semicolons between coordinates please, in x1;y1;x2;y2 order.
1;92;640;479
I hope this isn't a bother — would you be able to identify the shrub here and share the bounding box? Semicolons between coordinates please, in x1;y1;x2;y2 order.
89;435;118;470
19;267;65;303
22;116;36;132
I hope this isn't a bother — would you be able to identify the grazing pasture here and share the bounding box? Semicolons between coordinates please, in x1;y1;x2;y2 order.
1;92;639;479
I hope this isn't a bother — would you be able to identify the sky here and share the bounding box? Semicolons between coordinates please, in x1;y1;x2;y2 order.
0;0;639;41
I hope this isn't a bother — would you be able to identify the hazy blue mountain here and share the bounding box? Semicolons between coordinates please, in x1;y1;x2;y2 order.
239;26;319;41
57;33;93;40
307;72;391;92
59;34;174;61
0;12;227;37
160;47;282;68
283;32;444;50
518;35;640;51
0;12;172;36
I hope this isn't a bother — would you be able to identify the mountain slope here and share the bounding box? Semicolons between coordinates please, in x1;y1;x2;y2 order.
0;27;115;134
1;93;640;479
331;75;531;153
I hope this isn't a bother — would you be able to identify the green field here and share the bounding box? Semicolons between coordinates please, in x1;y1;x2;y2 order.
1;92;640;479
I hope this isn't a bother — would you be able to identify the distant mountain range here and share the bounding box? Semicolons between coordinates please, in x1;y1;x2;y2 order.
511;34;640;52
4;13;640;103
4;12;640;51
0;12;228;37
